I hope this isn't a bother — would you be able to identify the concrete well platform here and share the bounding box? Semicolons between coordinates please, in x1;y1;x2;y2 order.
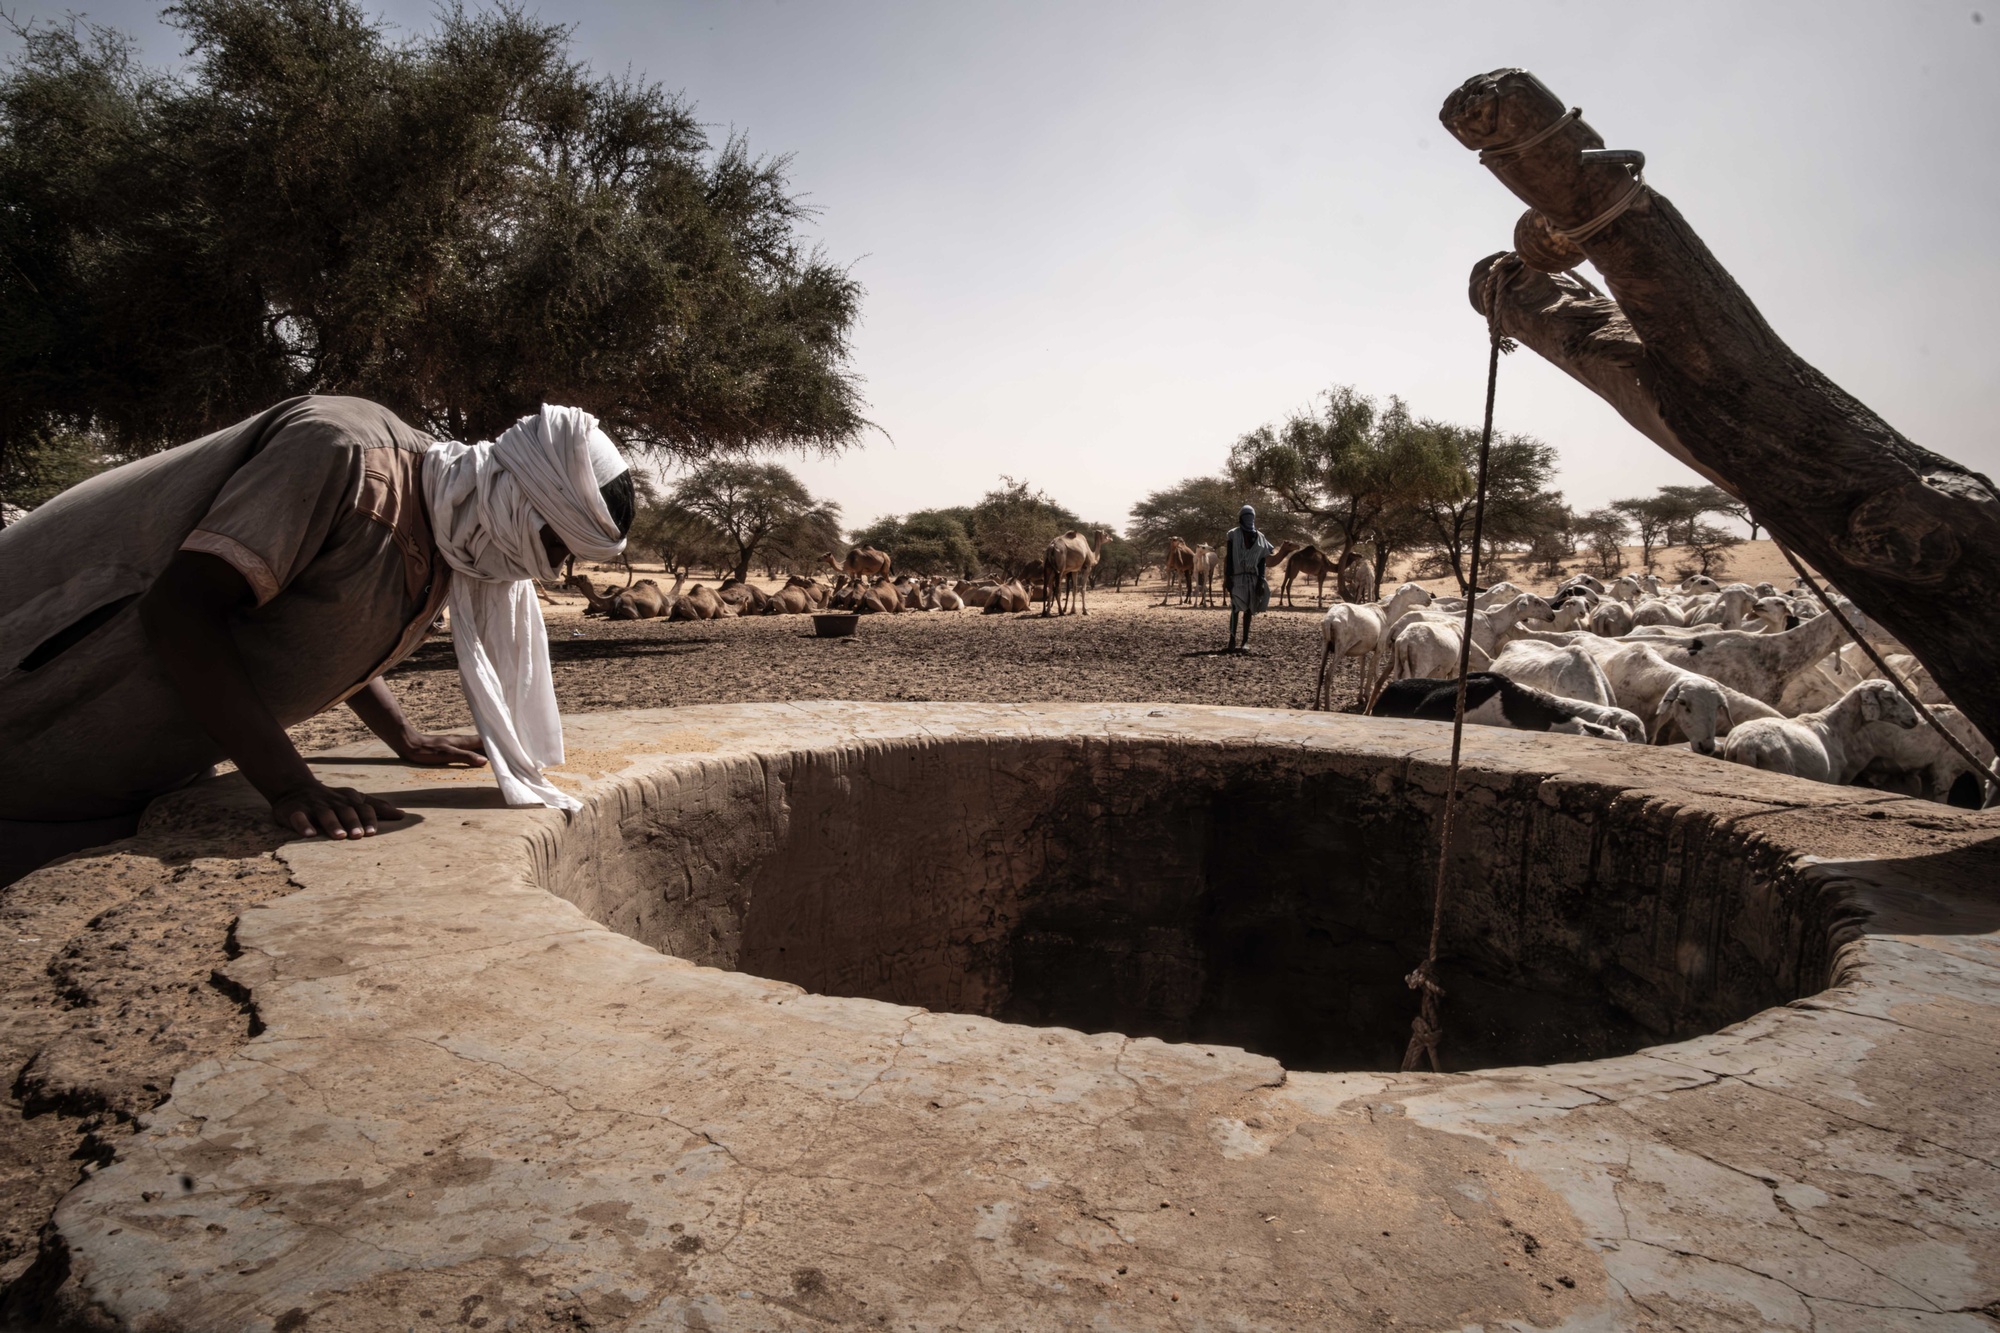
45;703;2000;1329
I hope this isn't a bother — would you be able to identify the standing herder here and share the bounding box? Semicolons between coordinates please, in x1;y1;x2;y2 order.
1222;504;1274;651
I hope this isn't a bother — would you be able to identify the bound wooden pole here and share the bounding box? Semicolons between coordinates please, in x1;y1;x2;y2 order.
1440;70;2000;756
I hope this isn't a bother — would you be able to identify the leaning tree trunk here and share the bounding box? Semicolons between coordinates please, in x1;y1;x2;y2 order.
1441;69;2000;751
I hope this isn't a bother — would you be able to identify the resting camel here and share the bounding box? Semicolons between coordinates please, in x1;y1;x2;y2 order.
717;579;770;615
1041;530;1112;617
668;583;730;621
566;573;671;620
1160;537;1197;606
982;579;1031;614
821;546;893;583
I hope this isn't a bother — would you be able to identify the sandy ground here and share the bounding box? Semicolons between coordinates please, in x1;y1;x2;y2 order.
1371;538;1803;603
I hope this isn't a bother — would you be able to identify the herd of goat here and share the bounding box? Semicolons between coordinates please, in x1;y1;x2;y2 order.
560;557;1988;809
1338;571;1990;808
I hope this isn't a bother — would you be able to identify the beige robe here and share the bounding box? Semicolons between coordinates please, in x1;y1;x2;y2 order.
0;397;450;819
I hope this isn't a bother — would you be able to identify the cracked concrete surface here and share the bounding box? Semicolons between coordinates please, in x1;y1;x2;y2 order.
26;703;2000;1329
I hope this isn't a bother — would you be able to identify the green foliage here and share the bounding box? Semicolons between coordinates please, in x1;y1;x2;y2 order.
669;460;835;581
1408;425;1564;594
0;425;111;517
967;477;1079;574
0;0;866;508
628;499;730;576
1125;475;1310;560
1575;507;1631;577
1614;484;1739;571
1228;386;1463;568
1677;521;1743;580
849;509;979;577
1091;534;1144;588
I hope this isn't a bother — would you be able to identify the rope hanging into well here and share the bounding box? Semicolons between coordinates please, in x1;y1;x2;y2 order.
1401;262;1517;1075
1774;543;1996;802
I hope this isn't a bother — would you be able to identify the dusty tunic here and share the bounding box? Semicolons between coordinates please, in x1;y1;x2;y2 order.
1224;527;1274;614
0;397;450;820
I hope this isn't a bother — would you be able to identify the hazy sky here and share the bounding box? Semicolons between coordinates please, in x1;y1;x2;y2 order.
14;1;1999;536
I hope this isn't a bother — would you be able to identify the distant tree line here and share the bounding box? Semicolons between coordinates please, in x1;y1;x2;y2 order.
1129;384;1758;593
0;0;866;517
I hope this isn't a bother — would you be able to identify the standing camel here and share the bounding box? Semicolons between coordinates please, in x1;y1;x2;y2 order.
821;546;893;583
1161;537;1197;606
1281;545;1339;607
1041;531;1113;616
1192;544;1221;607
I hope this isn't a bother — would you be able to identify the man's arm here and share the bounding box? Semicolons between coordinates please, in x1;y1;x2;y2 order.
138;550;403;840
346;679;487;768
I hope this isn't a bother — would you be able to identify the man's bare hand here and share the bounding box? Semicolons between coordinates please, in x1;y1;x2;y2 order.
271;782;405;840
392;730;487;767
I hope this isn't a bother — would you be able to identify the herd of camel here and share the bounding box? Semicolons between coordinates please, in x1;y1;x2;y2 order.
561;544;1042;621
560;530;1380;623
1159;537;1376;608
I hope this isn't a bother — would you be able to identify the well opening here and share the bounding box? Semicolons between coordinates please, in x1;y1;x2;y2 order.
548;734;1841;1072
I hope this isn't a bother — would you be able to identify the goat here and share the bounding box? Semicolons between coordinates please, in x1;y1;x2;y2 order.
1389;620;1496;684
1487;641;1615;707
1372;673;1643;743
1595;643;1780;751
1719;680;1922;784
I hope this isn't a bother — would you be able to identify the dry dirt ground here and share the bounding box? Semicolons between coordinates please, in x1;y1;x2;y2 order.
0;546;1799;1321
288;582;1357;754
2;581;1360;1322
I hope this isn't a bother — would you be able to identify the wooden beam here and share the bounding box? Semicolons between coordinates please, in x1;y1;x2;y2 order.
1441;70;2000;752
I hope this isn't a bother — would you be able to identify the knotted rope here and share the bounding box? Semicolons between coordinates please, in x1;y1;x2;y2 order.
1401;260;1517;1075
1774;543;1996;803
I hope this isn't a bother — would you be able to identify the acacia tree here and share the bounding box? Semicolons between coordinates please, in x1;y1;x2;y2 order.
0;0;867;511
1410;424;1564;594
1229;387;1460;575
1576;508;1630;576
1611;494;1675;571
670;461;834;582
849;510;980;576
969;478;1078;574
1125;475;1310;563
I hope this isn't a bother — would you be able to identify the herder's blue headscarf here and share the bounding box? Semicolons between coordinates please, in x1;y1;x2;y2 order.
1238;504;1259;539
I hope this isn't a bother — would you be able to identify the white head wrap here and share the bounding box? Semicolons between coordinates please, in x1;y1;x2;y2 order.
422;405;628;810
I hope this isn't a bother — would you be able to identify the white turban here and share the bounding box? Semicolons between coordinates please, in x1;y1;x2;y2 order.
422;405;629;810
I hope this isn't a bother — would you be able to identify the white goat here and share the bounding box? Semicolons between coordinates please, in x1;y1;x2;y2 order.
1318;583;1437;708
1852;704;1995;807
1392;620;1490;683
1488;641;1615;706
1720;680;1922;784
1597;643;1780;751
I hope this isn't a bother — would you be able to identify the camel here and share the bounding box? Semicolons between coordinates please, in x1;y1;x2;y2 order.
982;579;1031;614
1282;545;1339;607
1161;537;1197;606
566;573;671;620
668;583;729;621
765;585;812;614
1337;554;1377;603
1192;544;1220;607
716;579;770;615
821;546;893;583
1040;530;1113;617
831;577;901;614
